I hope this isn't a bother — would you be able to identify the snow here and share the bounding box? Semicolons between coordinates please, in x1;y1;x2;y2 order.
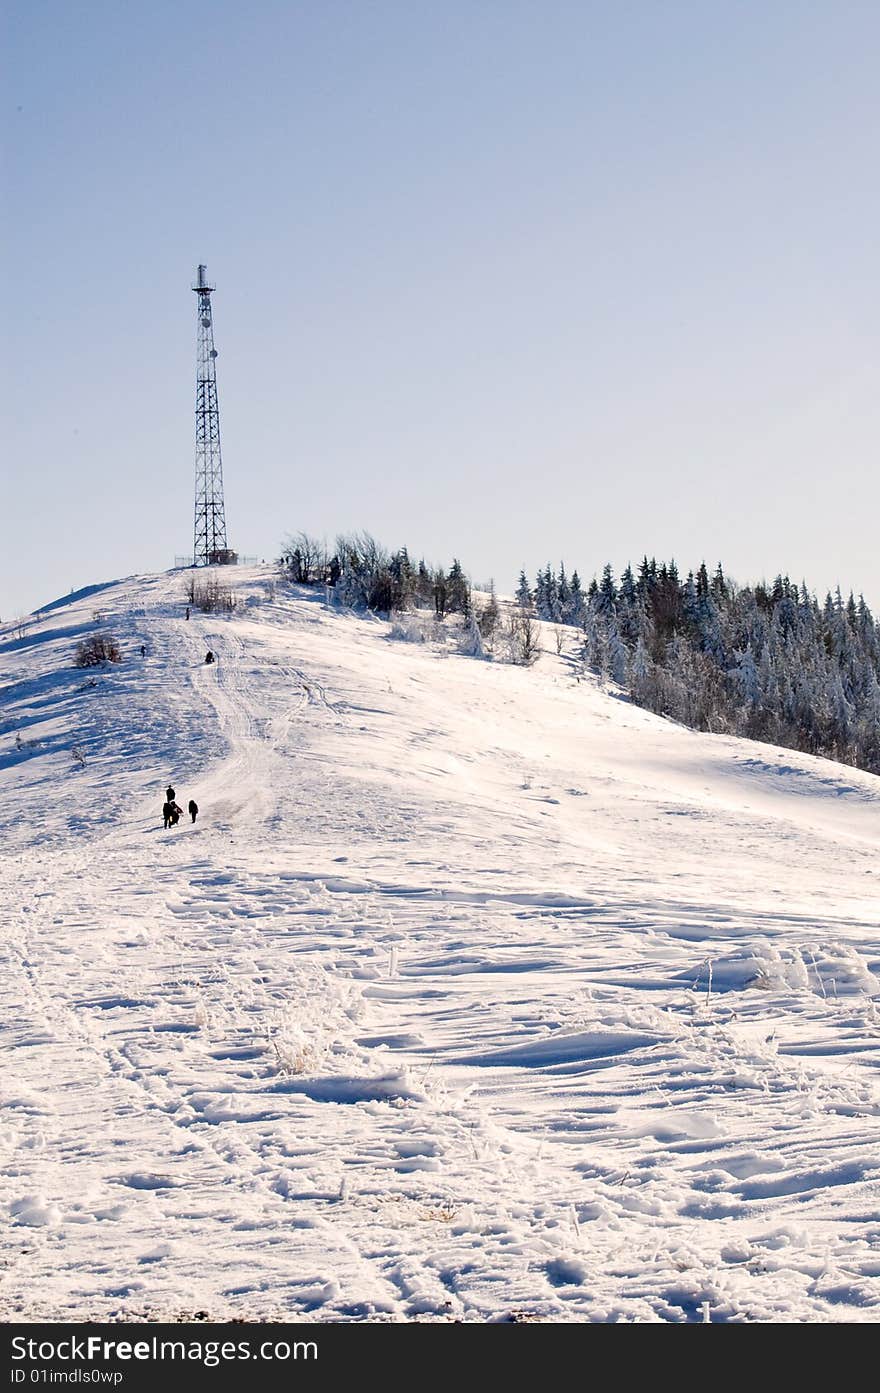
1;566;879;1323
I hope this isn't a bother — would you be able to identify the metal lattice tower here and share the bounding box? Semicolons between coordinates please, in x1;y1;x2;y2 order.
192;264;235;566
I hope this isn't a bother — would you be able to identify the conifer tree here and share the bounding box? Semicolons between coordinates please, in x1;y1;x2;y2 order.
516;570;533;610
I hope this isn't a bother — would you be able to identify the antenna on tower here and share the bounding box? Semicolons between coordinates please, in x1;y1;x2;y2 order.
192;264;236;566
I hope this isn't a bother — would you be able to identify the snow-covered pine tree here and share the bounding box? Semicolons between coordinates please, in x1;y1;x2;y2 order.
447;559;470;616
516;570;533;610
568;571;585;627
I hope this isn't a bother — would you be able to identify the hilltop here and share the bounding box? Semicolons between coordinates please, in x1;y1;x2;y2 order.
1;567;878;1322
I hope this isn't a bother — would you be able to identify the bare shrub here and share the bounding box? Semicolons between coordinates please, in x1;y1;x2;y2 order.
184;578;236;614
333;532;394;611
389;614;430;644
417;1201;459;1224
503;608;541;666
280;532;330;585
74;632;122;667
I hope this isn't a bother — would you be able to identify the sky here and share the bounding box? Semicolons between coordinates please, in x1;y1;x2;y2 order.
3;1;879;618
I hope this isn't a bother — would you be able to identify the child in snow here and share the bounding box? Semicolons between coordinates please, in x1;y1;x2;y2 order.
168;802;183;827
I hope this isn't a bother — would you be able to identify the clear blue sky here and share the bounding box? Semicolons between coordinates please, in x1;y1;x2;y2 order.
3;1;879;617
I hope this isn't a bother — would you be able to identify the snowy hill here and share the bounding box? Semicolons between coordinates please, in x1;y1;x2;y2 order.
2;567;879;1323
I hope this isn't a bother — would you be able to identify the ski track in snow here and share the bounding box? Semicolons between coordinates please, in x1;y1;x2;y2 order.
1;568;879;1323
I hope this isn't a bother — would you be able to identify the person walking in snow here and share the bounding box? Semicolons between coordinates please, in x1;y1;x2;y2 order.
168;802;183;827
162;801;172;830
188;799;198;824
205;650;214;664
140;644;146;658
166;784;176;803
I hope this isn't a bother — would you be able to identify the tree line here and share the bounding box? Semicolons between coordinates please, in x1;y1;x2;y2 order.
280;532;472;619
524;557;880;775
279;532;880;774
280;532;543;664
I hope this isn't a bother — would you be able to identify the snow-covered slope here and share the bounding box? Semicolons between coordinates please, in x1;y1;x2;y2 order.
2;568;878;1323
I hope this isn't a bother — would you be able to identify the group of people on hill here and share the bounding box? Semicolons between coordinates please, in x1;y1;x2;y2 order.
163;784;198;830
